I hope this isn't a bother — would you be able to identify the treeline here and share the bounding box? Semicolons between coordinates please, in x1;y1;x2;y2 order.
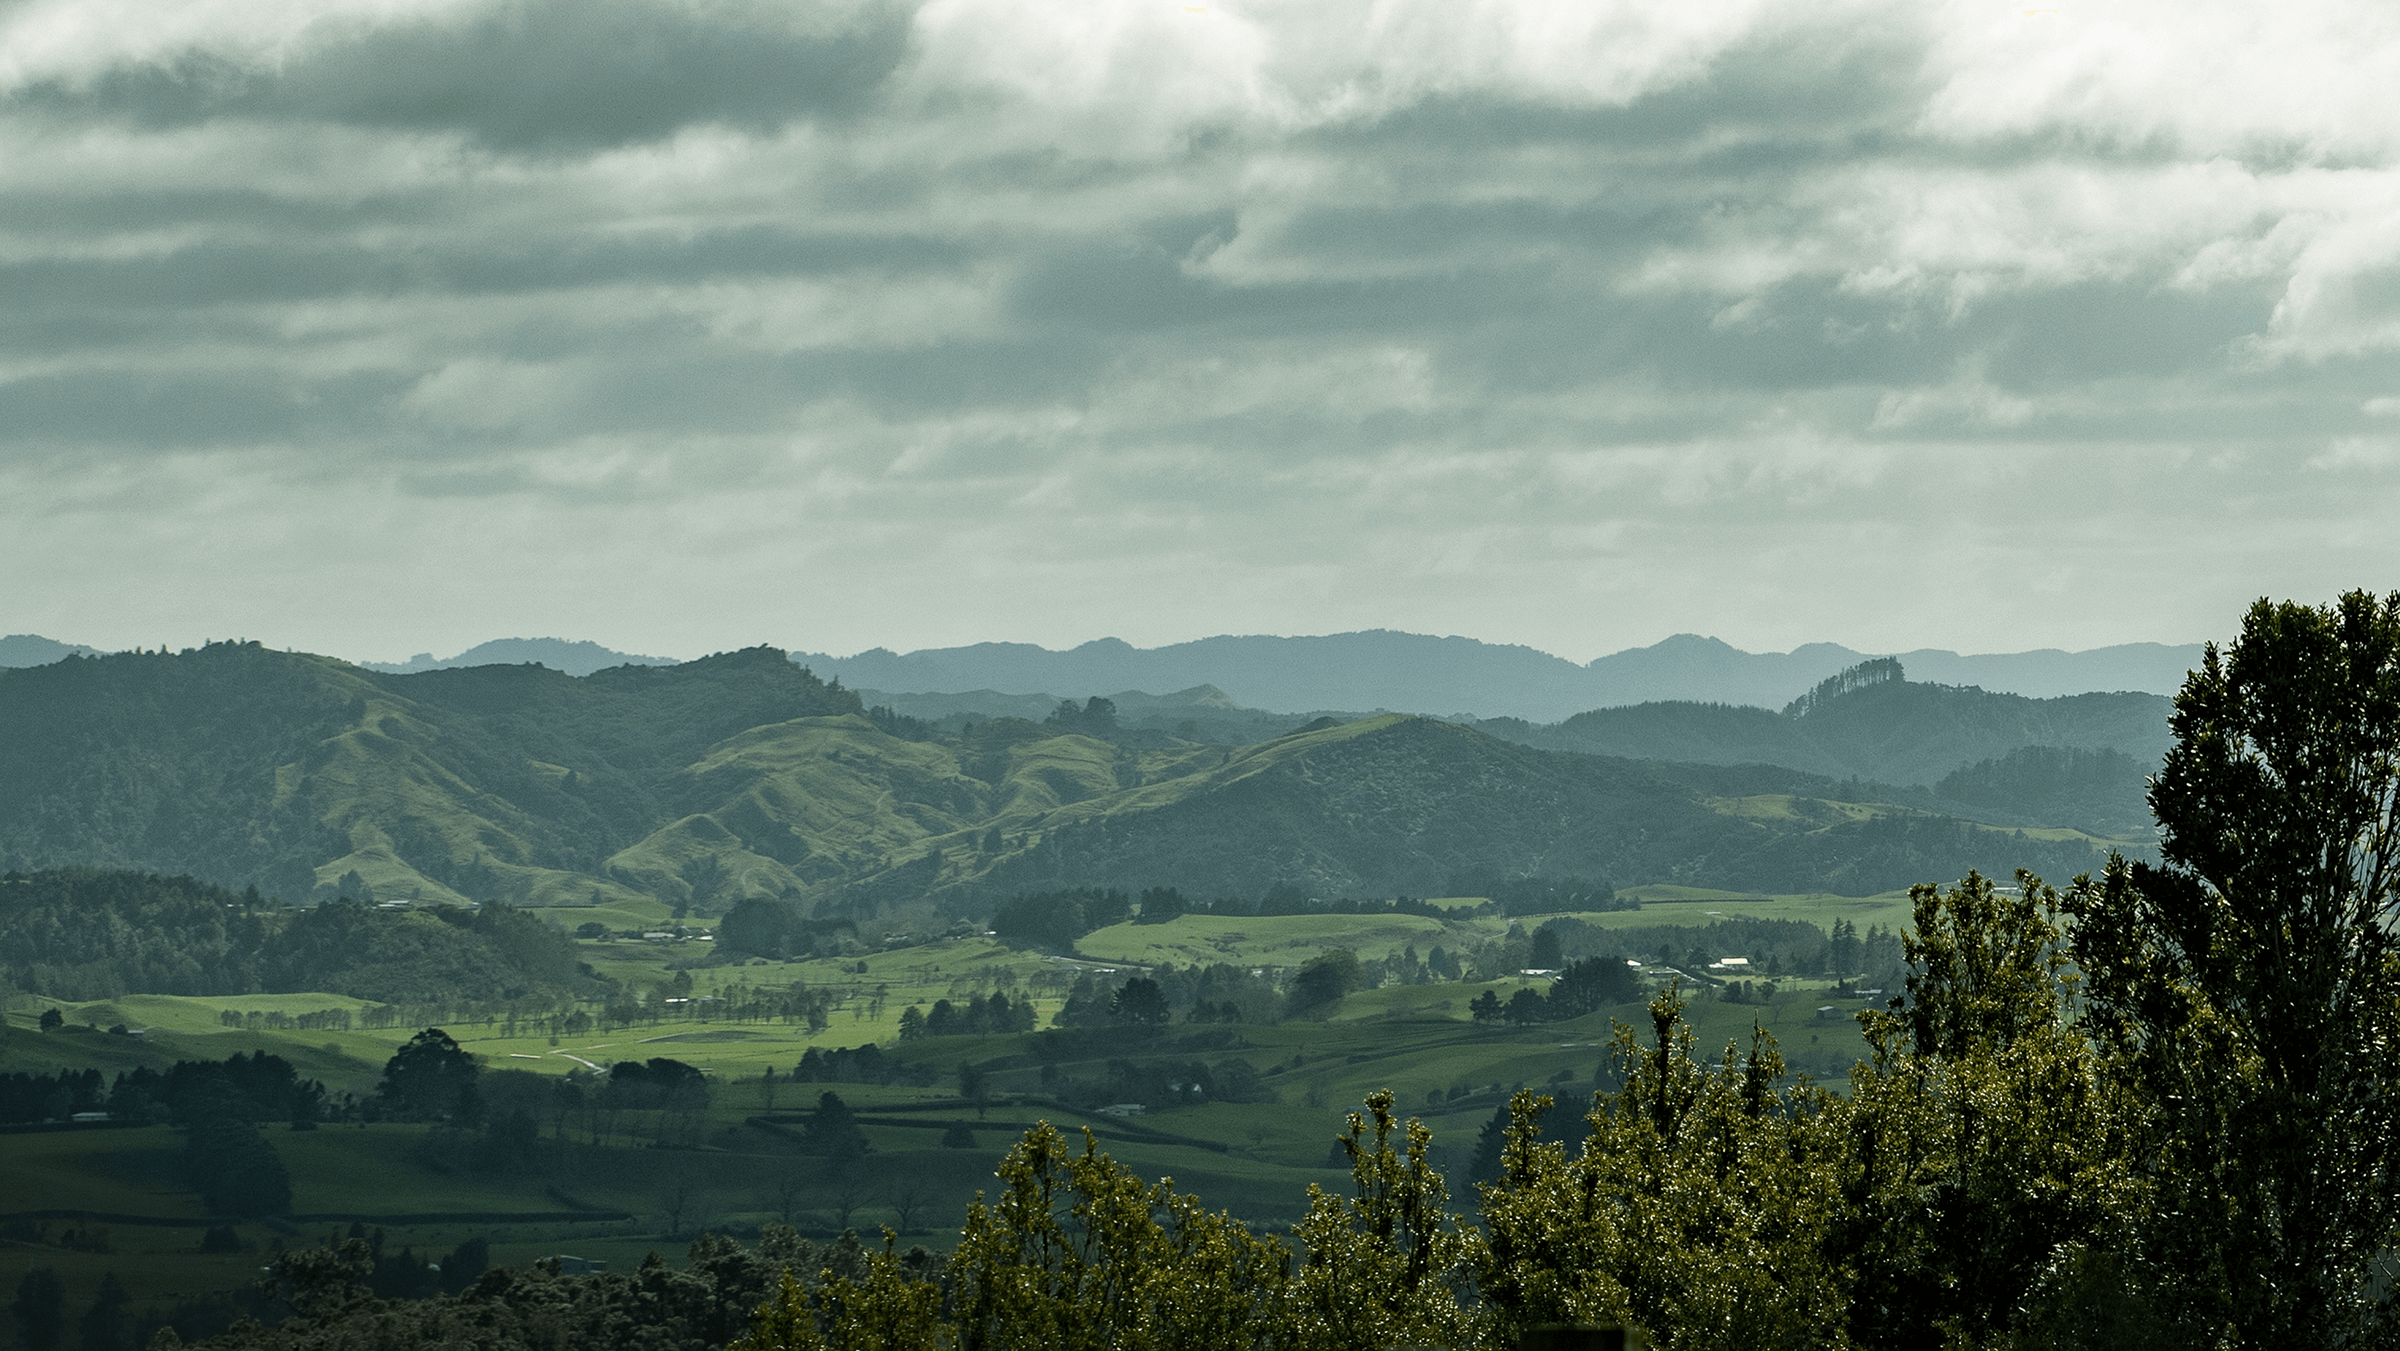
2;1051;322;1217
0;869;607;1003
1466;955;1643;1024
790;1043;940;1088
1529;913;1907;984
2;1051;326;1131
1054;963;1284;1026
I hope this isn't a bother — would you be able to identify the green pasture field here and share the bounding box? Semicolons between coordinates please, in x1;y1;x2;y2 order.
1;975;1886;1335
3;899;1900;1336
525;897;683;933
0;1017;389;1096
1613;885;1917;932
1075;913;1491;968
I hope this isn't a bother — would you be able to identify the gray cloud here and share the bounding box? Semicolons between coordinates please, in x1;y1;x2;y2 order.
0;0;2395;661
11;0;919;153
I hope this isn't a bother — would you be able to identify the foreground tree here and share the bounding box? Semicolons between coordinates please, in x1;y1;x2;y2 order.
1288;1090;1481;1351
951;1122;1290;1351
1840;871;2142;1349
1477;986;1848;1351
2069;590;2400;1348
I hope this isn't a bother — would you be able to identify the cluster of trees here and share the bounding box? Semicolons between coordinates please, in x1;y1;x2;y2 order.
1050;963;1282;1026
1044;696;1122;737
989;888;1131;950
790;1044;934;1087
1465;956;1644;1025
716;896;866;964
896;991;1037;1039
1934;744;2155;836
0;870;276;1000
1;1051;329;1133
1470;875;1629;917
794;1091;872;1161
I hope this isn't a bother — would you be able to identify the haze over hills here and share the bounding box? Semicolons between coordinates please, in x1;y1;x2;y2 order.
359;637;680;677
0;633;97;666
796;631;2206;720
1478;662;2169;794
0;630;2204;720
0;643;2147;920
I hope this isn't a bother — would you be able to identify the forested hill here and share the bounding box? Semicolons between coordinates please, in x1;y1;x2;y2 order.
0;869;604;1002
1474;662;2168;835
0;643;2139;919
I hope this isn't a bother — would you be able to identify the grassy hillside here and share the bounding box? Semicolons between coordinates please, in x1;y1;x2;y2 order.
0;646;2139;926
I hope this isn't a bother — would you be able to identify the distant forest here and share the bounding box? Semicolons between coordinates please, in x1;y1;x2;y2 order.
0;870;604;1003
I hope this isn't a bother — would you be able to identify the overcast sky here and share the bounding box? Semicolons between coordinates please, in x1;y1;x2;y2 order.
3;0;2396;665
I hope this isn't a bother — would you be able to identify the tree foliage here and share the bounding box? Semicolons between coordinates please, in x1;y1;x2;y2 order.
2066;590;2400;1349
1840;871;2140;1349
1479;987;1848;1351
376;1028;480;1123
952;1123;1289;1351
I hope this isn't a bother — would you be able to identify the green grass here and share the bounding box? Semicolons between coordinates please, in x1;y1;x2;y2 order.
0;978;1884;1335
1;897;1896;1338
1076;913;1490;968
1611;886;1918;932
525;898;681;932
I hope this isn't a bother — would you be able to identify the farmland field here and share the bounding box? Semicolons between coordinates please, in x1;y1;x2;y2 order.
0;894;1896;1336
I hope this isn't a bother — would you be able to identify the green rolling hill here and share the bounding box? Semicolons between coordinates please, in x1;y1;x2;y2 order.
0;644;2143;925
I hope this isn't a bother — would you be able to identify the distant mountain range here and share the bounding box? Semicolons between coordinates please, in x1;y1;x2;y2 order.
800;631;2206;721
359;638;678;677
0;634;97;667
0;630;2214;721
0;643;2152;917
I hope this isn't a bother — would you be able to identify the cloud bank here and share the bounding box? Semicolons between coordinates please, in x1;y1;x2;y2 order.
3;0;2396;661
